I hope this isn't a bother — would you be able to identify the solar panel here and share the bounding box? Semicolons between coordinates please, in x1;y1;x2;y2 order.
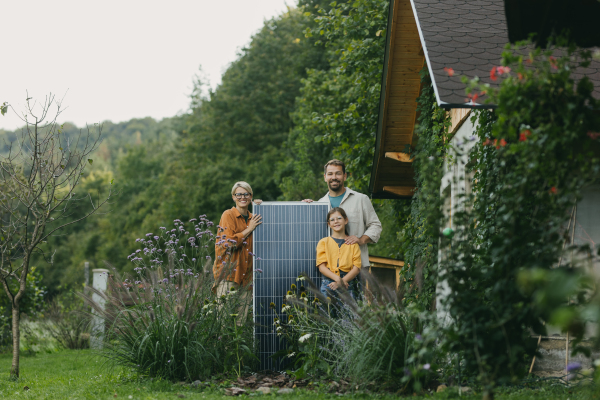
252;201;330;371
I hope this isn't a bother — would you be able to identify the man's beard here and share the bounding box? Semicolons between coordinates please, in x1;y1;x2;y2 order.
328;180;341;190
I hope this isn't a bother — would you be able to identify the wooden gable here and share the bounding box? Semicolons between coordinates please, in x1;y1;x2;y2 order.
369;0;424;199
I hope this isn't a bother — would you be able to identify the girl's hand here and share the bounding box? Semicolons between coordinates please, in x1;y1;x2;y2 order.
248;214;263;231
328;281;339;290
340;278;349;289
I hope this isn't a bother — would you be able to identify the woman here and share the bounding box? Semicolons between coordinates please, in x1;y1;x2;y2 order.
213;181;262;299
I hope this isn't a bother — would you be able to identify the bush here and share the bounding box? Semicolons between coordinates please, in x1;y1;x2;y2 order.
275;272;438;391
44;291;91;350
0;267;47;351
83;216;257;381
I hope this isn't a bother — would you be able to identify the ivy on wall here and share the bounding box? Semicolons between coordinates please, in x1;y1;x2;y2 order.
396;67;450;311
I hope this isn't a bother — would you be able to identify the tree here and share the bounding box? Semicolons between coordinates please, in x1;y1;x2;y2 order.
0;94;112;377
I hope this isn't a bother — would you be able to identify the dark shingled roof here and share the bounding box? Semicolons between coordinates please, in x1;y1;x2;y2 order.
412;0;600;107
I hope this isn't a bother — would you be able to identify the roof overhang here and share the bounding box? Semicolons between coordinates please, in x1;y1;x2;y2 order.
369;0;424;199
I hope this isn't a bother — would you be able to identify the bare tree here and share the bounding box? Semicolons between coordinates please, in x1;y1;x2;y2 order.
0;94;112;377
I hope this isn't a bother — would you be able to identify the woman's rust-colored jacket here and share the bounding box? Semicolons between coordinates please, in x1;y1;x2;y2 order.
213;207;253;286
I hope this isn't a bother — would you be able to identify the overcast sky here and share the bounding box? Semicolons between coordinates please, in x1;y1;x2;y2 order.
0;0;290;130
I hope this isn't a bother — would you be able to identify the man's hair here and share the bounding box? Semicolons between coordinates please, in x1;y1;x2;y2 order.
231;181;253;196
324;159;346;174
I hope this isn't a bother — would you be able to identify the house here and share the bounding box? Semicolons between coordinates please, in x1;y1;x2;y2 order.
369;0;600;371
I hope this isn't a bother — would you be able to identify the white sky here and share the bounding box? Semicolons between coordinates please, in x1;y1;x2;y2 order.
0;0;291;130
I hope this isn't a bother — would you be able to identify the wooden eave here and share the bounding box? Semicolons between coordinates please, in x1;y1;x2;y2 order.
369;0;424;199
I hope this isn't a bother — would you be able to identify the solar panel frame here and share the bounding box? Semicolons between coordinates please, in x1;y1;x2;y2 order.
252;201;330;371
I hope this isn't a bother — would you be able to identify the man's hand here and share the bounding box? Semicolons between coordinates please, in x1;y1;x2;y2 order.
301;199;314;203
344;235;362;245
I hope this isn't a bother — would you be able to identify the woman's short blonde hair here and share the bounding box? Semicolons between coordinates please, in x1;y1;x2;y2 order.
231;181;253;196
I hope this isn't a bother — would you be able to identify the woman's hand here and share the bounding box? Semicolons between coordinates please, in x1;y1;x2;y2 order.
328;280;339;290
248;214;263;231
340;278;350;289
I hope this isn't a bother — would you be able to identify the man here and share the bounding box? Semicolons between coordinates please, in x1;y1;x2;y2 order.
304;159;382;269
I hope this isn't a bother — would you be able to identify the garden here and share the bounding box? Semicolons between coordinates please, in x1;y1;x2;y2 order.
1;1;600;399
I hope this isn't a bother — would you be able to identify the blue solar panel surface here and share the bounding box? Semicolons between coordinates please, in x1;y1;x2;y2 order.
252;202;329;370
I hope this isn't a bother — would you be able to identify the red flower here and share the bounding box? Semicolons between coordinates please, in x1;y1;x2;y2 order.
497;66;511;75
499;139;507;147
549;56;558;70
517;72;524;80
444;67;455;77
519;129;531;142
483;138;493;146
490;66;498;81
587;131;600;140
467;92;479;104
549;187;557;194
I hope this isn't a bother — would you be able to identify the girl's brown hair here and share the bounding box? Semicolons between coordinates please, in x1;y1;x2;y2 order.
327;207;350;236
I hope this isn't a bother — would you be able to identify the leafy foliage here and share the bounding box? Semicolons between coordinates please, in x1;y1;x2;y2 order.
440;43;600;388
0;267;46;348
392;68;451;311
281;0;389;196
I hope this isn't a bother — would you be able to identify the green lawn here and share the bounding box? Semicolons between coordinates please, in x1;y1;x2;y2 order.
0;350;597;399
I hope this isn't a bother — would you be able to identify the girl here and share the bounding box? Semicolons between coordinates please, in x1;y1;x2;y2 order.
316;207;362;299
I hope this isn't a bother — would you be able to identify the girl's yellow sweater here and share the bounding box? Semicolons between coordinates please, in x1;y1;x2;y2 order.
316;236;362;275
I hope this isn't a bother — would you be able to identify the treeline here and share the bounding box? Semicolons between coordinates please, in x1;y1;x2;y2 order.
1;0;400;296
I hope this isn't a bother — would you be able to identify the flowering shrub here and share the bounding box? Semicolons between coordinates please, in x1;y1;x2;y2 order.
439;40;600;391
127;216;215;273
85;216;257;381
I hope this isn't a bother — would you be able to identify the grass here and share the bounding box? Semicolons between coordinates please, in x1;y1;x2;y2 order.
0;350;598;399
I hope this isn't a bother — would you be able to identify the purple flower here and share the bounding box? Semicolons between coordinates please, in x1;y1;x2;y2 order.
567;362;582;372
469;135;477;141
423;363;431;370
168;360;171;363
255;269;263;273
192;258;196;262
415;334;422;340
206;256;211;260
154;236;159;240
162;278;169;284
256;257;262;260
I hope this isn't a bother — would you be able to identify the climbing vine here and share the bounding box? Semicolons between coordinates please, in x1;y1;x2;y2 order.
397;67;451;311
440;42;600;390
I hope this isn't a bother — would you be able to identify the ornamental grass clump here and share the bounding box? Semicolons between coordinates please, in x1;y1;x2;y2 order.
82;216;256;381
279;271;438;391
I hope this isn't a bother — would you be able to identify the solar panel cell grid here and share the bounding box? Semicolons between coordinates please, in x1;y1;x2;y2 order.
253;202;329;371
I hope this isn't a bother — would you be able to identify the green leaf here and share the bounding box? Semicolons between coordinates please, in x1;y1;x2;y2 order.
88;159;93;165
